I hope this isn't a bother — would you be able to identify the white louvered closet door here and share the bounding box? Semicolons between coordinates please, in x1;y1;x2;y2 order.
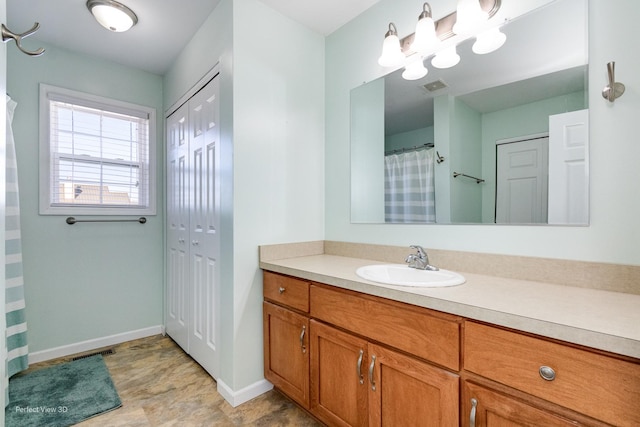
166;72;220;380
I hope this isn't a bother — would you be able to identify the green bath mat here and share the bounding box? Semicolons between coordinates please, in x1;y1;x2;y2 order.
5;354;122;427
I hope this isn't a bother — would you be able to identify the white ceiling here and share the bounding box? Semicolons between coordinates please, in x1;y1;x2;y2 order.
7;0;380;75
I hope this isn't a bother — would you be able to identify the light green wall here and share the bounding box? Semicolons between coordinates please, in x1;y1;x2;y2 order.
351;77;384;222
163;0;325;393
450;98;482;223
232;0;325;390
325;0;640;266
7;42;164;353
385;126;434;152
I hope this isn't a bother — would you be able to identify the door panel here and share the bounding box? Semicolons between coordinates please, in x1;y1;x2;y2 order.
310;320;369;427
187;76;221;379
368;343;459;427
496;137;548;224
548;109;589;225
166;103;189;350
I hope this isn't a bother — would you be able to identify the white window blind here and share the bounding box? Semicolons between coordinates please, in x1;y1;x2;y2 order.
40;84;156;215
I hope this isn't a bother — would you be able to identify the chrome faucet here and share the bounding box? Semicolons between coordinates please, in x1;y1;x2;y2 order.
405;245;439;271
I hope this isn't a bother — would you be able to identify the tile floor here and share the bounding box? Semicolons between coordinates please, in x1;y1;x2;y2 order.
28;334;323;426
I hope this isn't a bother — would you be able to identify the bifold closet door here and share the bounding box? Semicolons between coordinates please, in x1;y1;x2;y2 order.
166;73;220;380
166;102;190;351
187;76;221;379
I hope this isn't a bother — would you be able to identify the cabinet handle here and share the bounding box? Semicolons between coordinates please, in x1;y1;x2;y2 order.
299;325;306;354
357;349;364;385
539;365;556;381
470;398;478;427
368;355;376;391
278;287;286;294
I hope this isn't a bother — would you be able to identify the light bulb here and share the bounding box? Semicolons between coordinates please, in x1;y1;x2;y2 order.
431;46;460;69
378;23;405;67
452;0;488;36
472;28;506;54
410;4;441;55
402;57;428;80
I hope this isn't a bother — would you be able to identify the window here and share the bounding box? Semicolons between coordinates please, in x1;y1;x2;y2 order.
39;84;156;215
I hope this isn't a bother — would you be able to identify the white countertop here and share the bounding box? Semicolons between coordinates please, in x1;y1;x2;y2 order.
260;254;640;359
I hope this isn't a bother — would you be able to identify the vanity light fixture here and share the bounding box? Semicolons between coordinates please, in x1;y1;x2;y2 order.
377;23;405;67
410;3;440;55
377;0;504;80
86;0;138;32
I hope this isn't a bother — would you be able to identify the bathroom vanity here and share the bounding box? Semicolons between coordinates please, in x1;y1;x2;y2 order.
260;241;640;426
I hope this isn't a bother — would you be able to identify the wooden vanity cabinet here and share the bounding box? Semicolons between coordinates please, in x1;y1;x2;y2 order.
461;381;580;427
263;272;311;408
463;321;640;427
309;284;460;427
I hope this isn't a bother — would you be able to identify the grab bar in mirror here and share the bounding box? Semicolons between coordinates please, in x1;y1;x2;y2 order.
453;172;484;184
66;217;147;225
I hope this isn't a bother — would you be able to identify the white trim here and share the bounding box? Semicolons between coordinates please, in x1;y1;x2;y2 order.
39;83;157;216
216;378;274;407
28;325;163;364
496;132;549;146
165;63;220;118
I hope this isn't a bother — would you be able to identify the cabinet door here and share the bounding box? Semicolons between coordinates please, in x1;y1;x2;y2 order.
310;320;369;427
462;381;580;427
263;302;310;408
368;343;459;427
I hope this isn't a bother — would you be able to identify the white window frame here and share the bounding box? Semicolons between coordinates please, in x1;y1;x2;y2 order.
39;84;157;215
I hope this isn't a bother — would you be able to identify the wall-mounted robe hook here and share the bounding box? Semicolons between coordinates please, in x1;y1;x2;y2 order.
602;61;624;102
1;22;45;56
436;151;445;164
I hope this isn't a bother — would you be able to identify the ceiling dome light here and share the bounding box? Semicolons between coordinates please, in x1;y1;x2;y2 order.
87;0;138;32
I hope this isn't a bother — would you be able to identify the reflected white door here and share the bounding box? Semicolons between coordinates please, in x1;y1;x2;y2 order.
187;76;220;379
496;136;549;223
166;103;189;351
548;109;589;225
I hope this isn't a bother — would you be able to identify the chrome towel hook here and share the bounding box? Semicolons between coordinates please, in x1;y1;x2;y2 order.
2;22;45;56
602;61;624;102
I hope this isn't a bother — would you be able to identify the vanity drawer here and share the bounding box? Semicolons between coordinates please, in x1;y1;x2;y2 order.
263;271;310;313
464;321;640;426
310;284;460;370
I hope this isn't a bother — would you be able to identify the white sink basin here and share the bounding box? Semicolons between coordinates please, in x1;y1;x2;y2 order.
356;264;466;288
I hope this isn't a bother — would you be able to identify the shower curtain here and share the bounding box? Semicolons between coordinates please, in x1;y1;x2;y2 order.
5;95;28;398
384;148;436;223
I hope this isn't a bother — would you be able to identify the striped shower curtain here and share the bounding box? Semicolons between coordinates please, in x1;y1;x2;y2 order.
5;96;28;395
384;148;436;223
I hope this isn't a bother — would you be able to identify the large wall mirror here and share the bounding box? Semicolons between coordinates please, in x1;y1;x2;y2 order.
351;0;588;225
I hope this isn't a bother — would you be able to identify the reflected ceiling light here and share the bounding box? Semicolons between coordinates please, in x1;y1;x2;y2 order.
402;57;429;80
452;0;488;36
410;3;440;55
86;0;138;32
431;46;460;69
377;23;405;67
472;27;507;54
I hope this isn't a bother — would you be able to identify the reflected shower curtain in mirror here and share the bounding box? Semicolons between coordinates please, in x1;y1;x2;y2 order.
384;148;436;223
5;96;28;404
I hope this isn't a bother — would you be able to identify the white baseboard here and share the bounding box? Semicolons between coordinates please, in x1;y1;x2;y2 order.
28;325;163;364
217;378;274;407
